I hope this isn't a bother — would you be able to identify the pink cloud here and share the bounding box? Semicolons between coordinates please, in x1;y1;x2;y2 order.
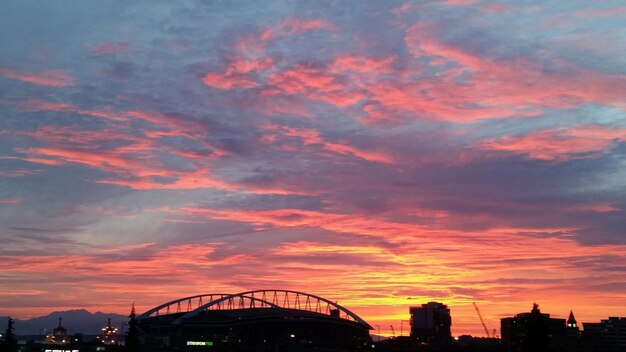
323;142;394;164
386;23;626;122
17;147;143;173
391;2;414;16
269;73;360;107
264;64;370;107
9;122;308;194
480;125;626;161
202;58;275;90
573;6;626;18
13;142;239;192
260;17;335;43
228;16;334;59
123;111;205;137
10;99;206;137
90;42;130;54
202;71;258;89
0;68;77;87
444;0;478;6
177;207;448;242
0;198;23;204
96;168;237;191
19;99;75;112
0;169;41;177
260;123;394;163
203;17;338;98
330;54;395;74
404;22;486;70
6;101;241;191
566;203;620;213
274;66;340;93
278;17;335;35
481;3;510;13
230;57;275;73
16;99;126;121
164;39;188;50
201;14;625;125
18;125;135;146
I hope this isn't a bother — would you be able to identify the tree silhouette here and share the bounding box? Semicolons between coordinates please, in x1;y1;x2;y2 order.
1;317;17;352
124;304;140;352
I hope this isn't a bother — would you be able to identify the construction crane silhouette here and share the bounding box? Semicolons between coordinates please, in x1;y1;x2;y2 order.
472;302;491;338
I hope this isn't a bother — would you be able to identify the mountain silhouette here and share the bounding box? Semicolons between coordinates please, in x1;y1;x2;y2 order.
1;309;126;336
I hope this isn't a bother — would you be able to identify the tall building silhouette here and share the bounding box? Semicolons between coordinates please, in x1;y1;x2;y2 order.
409;302;451;341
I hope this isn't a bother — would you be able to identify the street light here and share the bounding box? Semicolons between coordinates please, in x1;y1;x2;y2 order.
374;325;381;342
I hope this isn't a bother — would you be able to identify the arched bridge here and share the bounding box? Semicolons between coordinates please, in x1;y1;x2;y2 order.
137;289;372;329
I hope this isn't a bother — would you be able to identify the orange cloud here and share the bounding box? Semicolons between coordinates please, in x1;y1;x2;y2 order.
0;68;77;87
178;207;454;243
0;242;248;316
145;205;626;336
2;213;626;337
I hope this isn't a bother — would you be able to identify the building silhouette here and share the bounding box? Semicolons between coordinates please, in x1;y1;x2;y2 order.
566;310;578;331
582;317;626;351
565;310;580;348
409;301;451;342
501;304;567;352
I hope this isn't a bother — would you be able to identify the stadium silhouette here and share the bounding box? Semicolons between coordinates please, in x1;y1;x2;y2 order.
136;289;373;351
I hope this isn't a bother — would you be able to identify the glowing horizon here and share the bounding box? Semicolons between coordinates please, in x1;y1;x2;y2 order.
1;1;625;337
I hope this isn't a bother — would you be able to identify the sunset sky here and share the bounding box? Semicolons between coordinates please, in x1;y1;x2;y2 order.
1;0;625;337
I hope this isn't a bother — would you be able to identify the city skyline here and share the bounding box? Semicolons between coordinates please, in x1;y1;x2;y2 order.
1;1;625;337
2;300;617;339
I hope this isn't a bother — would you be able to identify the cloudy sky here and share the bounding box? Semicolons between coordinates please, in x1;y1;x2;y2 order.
1;0;625;336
